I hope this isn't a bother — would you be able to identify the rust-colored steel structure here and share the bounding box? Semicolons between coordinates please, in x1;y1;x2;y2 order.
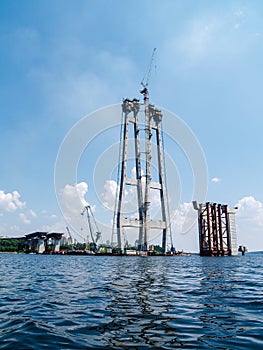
194;202;238;256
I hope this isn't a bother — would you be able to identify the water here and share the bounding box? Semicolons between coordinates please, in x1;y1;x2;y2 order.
0;253;262;349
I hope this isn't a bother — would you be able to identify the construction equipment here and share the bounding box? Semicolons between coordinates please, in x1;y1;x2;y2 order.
141;47;157;89
66;226;75;251
81;205;102;253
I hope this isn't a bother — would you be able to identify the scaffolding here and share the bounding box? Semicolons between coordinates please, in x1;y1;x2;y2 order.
193;201;238;256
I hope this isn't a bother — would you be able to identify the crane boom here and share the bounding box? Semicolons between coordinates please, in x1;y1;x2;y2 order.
81;205;101;253
141;48;157;88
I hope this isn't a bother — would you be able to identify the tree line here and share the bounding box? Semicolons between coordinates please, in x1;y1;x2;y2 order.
0;239;25;253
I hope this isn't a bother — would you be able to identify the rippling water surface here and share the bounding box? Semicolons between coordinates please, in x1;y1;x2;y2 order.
0;253;262;349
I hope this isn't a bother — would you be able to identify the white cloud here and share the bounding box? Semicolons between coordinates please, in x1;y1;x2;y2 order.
60;182;89;211
19;213;30;224
29;209;37;217
101;167;177;226
58;182;91;238
165;202;198;252
211;177;221;183
101;180;118;211
0;189;26;212
171;202;194;225
234;196;263;251
60;182;88;211
101;168;144;213
13;191;26;209
236;196;263;225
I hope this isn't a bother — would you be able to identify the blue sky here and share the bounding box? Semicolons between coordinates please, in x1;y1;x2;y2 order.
1;0;263;251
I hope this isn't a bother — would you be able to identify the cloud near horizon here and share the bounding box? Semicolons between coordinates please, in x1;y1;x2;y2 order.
0;184;262;252
169;196;263;252
234;196;263;251
58;182;95;239
0;189;26;212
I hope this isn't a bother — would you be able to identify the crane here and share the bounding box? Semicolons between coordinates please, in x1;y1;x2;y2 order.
81;205;102;253
66;226;74;251
141;48;157;90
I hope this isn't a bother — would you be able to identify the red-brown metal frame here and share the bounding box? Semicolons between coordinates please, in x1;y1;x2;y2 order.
199;203;231;256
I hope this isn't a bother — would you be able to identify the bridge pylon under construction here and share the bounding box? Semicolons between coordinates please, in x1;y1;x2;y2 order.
113;88;171;254
192;201;238;256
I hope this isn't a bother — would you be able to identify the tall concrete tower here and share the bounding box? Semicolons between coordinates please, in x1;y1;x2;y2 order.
115;88;170;254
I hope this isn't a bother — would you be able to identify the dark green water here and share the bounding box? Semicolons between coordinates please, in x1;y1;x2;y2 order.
0;253;262;349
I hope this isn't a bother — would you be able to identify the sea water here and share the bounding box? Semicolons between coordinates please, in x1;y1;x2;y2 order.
0;253;262;349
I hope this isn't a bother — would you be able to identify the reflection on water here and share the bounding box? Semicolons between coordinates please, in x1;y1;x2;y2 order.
104;258;179;348
198;260;240;348
0;254;263;349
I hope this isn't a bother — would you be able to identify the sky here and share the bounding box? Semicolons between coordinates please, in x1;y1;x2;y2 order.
1;0;263;252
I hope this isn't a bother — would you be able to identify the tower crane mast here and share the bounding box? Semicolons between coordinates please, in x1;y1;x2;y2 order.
66;226;74;251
